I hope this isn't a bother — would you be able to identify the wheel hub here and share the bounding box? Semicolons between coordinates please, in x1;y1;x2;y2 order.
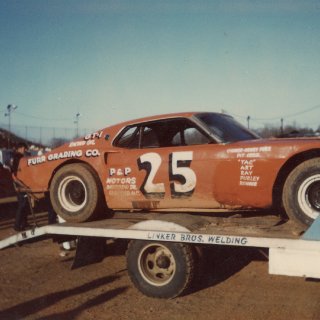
138;244;176;286
58;176;87;212
306;181;320;210
66;181;83;203
298;174;320;220
156;254;171;269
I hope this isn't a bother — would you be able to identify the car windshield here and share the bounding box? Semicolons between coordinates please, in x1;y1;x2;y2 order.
195;113;260;143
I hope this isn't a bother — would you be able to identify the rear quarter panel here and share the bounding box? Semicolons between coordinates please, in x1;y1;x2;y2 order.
213;139;320;208
17;129;109;192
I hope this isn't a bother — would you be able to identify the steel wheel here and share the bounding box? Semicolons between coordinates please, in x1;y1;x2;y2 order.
283;158;320;227
138;243;176;286
50;163;102;222
127;240;196;298
58;175;87;212
298;174;320;220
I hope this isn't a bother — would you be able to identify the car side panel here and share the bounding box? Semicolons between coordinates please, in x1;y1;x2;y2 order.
103;143;287;210
16;130;108;192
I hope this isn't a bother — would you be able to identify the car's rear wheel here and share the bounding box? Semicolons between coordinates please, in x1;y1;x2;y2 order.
283;158;320;227
50;163;102;222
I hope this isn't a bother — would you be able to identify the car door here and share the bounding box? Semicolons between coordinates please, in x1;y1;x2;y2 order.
105;118;223;210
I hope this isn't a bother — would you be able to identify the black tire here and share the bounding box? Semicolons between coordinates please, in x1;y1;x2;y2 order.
50;163;102;222
283;158;320;227
126;240;195;299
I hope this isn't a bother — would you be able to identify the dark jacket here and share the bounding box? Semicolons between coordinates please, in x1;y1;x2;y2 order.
12;152;24;176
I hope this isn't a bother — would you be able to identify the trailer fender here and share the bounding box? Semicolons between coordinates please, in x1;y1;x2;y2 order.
129;213;210;232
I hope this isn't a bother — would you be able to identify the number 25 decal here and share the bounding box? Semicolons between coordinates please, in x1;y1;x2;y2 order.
137;151;197;199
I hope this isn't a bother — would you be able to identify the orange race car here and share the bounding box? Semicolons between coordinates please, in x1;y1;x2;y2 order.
16;112;320;227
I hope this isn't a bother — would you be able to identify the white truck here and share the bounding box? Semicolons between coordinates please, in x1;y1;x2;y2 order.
1;211;320;298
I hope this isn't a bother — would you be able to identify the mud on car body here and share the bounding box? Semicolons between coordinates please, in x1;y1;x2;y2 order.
16;112;320;228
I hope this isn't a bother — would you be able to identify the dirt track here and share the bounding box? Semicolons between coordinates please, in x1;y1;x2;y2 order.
0;203;319;320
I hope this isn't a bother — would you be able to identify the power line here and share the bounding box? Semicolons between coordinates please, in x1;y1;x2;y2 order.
230;103;320;122
282;104;320;119
15;111;71;122
3;103;320;126
2;106;72;122
253;104;320;121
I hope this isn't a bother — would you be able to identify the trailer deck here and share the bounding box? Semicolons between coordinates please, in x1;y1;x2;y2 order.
0;212;305;250
1;211;320;297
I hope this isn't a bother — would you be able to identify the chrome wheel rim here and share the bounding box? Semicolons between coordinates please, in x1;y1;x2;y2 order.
298;174;320;220
58;176;87;212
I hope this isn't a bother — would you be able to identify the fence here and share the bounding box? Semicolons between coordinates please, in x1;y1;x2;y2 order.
0;122;95;147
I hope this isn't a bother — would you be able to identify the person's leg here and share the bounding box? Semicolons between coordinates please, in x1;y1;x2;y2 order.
20;202;29;228
14;192;28;230
48;208;57;224
45;192;57;224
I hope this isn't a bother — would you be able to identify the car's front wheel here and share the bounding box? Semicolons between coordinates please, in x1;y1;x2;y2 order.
283;158;320;228
50;163;102;222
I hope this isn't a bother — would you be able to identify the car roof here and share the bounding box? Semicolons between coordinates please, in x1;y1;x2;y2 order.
108;111;224;129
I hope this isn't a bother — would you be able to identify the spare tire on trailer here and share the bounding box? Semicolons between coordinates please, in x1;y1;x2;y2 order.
126;240;196;299
283;158;320;228
50;163;103;222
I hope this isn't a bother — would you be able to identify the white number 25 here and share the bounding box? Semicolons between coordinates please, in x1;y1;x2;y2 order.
137;151;197;199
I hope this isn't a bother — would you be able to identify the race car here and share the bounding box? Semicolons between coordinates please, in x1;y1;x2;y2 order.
17;112;320;227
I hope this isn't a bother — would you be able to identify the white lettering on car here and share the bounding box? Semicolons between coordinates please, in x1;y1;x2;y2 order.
47;150;82;161
84;131;103;141
109;167;132;176
85;149;100;157
27;155;46;166
138;151;196;199
138;153;165;199
169;151;196;197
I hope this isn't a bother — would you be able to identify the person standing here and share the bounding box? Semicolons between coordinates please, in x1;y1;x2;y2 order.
46;191;58;224
12;142;29;231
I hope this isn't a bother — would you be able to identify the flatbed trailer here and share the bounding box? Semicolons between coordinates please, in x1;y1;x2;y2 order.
1;212;320;298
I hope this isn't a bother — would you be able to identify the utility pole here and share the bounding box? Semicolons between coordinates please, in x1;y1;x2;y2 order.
39;127;42;145
4;104;18;148
247;115;251;129
74;112;81;137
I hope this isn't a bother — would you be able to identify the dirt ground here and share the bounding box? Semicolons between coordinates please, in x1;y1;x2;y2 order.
0;202;319;320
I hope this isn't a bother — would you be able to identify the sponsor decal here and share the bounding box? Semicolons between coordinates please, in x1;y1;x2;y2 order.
227;146;272;187
238;159;260;187
27;149;100;166
85;149;100;157
47;150;82;161
106;166;140;196
84;131;104;141
27;155;46;166
69;130;104;148
109;167;132;176
69;140;96;147
147;232;248;245
227;145;271;159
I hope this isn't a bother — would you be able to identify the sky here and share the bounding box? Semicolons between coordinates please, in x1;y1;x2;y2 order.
1;0;320;140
